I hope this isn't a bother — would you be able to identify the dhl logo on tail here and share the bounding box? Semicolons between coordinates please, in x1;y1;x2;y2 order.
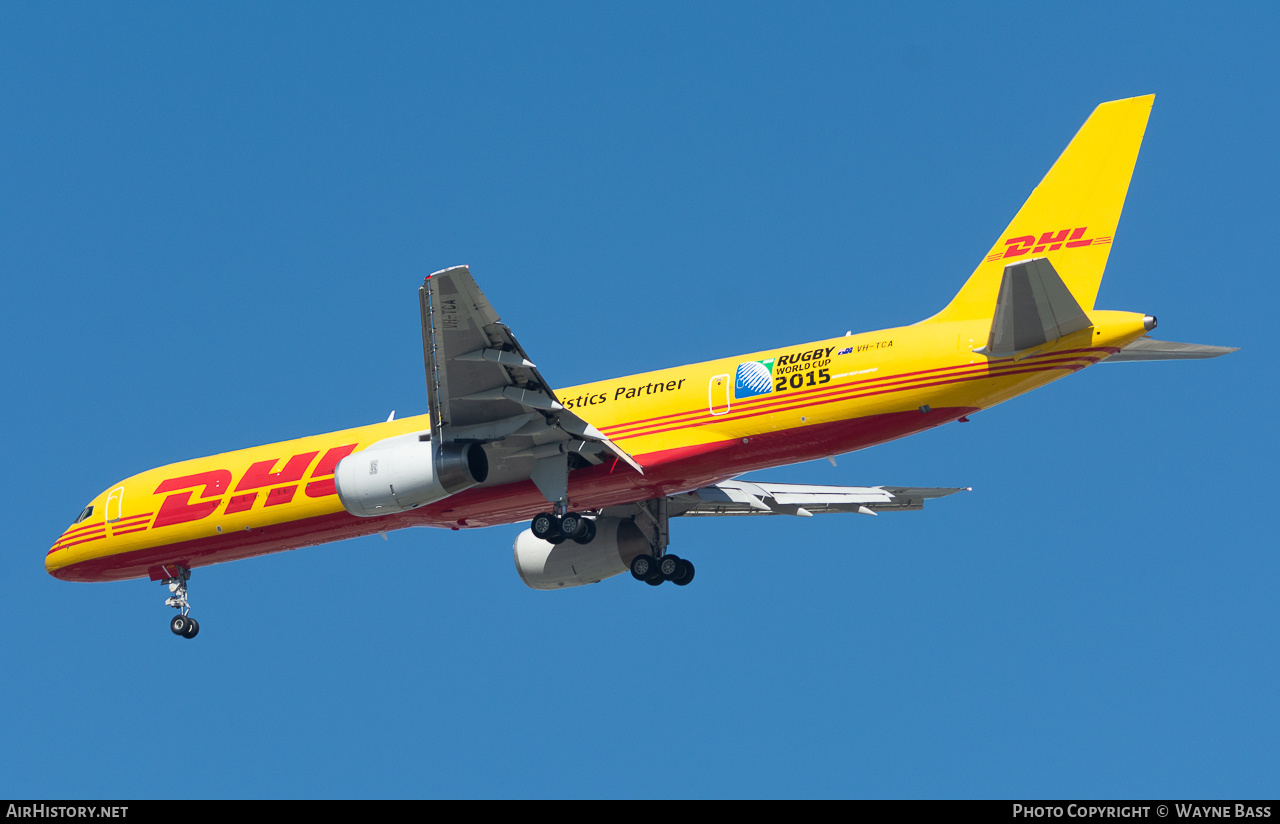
985;227;1113;262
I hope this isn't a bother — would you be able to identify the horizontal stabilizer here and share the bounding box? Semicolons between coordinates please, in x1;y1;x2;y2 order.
979;257;1091;357
1104;337;1239;362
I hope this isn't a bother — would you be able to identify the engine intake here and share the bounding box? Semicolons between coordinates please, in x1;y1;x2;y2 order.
334;431;488;517
514;517;649;589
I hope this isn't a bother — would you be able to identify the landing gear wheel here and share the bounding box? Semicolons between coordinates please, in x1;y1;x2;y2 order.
672;558;695;586
645;575;665;586
559;512;585;539
630;554;656;581
531;512;560;541
161;566;199;637
571;518;597;545
659;554;683;581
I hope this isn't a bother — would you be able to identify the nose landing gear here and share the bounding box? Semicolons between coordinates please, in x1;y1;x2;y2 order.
169;613;200;638
161;566;200;639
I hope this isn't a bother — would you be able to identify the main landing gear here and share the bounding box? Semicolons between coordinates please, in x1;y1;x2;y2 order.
531;510;597;545
530;497;699;589
626;495;696;588
629;553;695;586
162;566;200;639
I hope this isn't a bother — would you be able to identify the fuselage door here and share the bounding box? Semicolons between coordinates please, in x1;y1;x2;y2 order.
105;486;125;522
709;374;730;416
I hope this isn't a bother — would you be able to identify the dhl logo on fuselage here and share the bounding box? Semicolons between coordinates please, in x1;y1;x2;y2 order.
150;443;358;528
48;443;359;557
984;227;1112;262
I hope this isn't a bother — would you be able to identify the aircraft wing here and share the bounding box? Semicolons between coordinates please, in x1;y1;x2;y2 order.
602;480;968;519
419;266;643;489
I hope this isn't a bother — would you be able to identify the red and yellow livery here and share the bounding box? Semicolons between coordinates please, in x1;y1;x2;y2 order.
45;95;1235;635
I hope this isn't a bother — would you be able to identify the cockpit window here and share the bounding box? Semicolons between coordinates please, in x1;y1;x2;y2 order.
73;505;94;525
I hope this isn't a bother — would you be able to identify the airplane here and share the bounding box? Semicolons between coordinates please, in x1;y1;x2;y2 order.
46;94;1236;639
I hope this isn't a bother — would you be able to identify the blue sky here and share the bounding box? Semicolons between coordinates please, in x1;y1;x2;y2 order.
1;3;1275;798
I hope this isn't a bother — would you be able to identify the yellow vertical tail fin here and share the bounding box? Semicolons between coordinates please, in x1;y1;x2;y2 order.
926;95;1154;323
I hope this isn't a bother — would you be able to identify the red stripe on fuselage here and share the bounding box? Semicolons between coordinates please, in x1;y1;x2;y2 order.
50;406;978;583
51;528;105;549
110;513;153;525
600;349;1115;437
56;522;108;540
47;532;107;555
609;358;1098;440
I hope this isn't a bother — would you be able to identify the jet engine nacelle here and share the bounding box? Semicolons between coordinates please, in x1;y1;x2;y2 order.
513;517;649;590
334;431;488;517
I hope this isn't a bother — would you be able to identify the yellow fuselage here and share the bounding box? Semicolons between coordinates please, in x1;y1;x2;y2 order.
46;311;1150;583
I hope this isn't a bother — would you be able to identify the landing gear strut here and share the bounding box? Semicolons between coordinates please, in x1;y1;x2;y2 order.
162;566;200;639
627;497;696;588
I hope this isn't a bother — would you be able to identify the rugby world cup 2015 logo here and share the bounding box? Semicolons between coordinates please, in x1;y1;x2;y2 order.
735;358;775;399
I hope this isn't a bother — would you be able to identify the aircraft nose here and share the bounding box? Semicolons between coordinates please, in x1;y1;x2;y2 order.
46;500;106;578
45;531;79;578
